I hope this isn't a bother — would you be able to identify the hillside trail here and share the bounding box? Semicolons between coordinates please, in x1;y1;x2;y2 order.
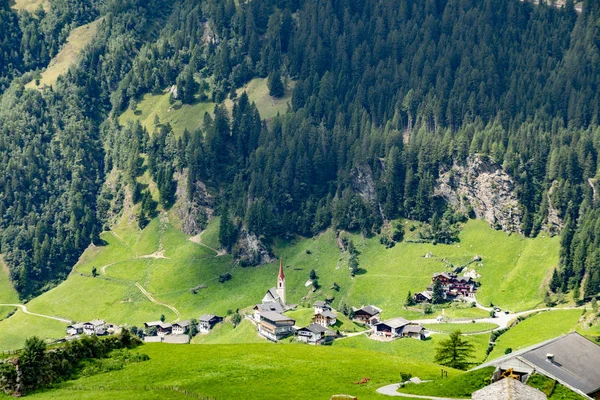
376;384;463;399
189;230;226;256
134;282;181;323
0;304;71;323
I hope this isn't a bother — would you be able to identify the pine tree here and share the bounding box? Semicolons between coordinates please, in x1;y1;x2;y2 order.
432;279;445;304
434;331;474;370
405;291;416;306
267;69;285;98
550;269;561;293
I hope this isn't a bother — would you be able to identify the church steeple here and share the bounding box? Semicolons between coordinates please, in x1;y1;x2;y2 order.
277;259;286;306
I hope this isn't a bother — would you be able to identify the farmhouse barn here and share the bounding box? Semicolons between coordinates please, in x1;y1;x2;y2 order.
473;332;600;399
296;323;333;345
198;314;223;333
313;310;337;327
352;305;381;325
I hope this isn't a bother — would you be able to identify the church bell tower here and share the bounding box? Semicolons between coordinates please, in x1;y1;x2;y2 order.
277;259;286;306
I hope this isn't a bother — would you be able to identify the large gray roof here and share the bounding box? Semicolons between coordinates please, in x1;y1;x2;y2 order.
255;301;284;313
377;317;409;329
472;378;547;400
475;332;600;396
300;323;328;334
260;311;294;323
402;324;424;334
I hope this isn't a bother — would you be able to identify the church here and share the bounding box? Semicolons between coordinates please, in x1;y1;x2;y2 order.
254;260;289;321
261;259;286;307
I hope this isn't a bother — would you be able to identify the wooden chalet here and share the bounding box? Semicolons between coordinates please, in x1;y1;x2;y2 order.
352;305;382;326
258;311;295;342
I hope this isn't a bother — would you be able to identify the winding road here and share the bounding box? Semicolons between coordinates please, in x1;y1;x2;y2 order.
134;282;181;322
0;304;71;323
376;384;464;399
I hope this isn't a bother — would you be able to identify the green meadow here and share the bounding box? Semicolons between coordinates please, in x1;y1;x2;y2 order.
23;343;459;400
488;309;582;359
423;322;498;334
0;216;562;350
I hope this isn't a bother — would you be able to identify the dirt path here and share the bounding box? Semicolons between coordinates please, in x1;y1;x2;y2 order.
134;282;181;322
189;230;226;256
0;304;71;323
376;384;464;399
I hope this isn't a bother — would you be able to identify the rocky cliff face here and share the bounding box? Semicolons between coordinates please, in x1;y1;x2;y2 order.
175;170;214;236
436;155;523;233
233;229;275;267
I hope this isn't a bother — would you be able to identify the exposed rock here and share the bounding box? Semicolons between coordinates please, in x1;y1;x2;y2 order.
351;165;377;204
175;170;214;235
472;255;482;262
436;155;522;233
424;252;434;258
545;181;563;234
233;229;275;267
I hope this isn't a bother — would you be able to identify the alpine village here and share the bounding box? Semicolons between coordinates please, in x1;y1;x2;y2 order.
2;0;600;399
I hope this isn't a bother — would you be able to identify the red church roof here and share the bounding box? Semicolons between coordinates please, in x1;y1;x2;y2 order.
278;259;285;280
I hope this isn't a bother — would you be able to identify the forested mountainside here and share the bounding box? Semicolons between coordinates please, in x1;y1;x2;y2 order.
1;0;600;300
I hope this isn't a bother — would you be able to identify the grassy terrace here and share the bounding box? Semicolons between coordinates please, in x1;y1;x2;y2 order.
423;322;499;334
21;343;459;400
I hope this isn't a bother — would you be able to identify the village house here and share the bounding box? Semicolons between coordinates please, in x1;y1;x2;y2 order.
83;320;106;336
296;323;333;345
413;291;432;303
313;310;337;327
106;323;121;335
401;324;426;340
473;332;600;399
352;305;382;326
374;318;426;340
172;320;191;335
258;311;295;342
144;321;172;337
374;317;410;337
414;272;478;303
198;314;223;333
314;300;332;314
66;323;84;336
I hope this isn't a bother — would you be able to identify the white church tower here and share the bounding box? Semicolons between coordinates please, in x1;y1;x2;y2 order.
276;259;286;306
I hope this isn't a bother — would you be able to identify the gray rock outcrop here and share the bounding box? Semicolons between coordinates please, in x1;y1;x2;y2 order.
233;229;275;267
436;155;522;233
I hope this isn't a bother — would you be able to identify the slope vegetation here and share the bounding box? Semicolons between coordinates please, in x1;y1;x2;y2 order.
25;18;103;90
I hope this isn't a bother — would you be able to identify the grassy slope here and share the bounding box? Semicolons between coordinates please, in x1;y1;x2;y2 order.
224;77;295;120
120;76;294;138
25;18;103;89
488;310;582;359
8;0;49;12
191;319;265;344
119;92;216;137
0;256;19;304
25;343;458;400
0;218;561;350
0;309;67;350
398;367;496;398
423;322;498;333
333;333;491;365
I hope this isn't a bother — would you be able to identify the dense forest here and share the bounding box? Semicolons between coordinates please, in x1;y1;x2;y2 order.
1;0;600;300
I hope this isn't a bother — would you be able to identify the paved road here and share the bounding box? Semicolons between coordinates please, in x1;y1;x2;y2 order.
376;384;464;399
0;304;71;323
135;282;181;322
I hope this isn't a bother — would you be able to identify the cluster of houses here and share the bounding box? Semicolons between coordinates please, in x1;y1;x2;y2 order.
66;320;120;337
414;272;478;303
142;314;223;343
349;305;426;340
